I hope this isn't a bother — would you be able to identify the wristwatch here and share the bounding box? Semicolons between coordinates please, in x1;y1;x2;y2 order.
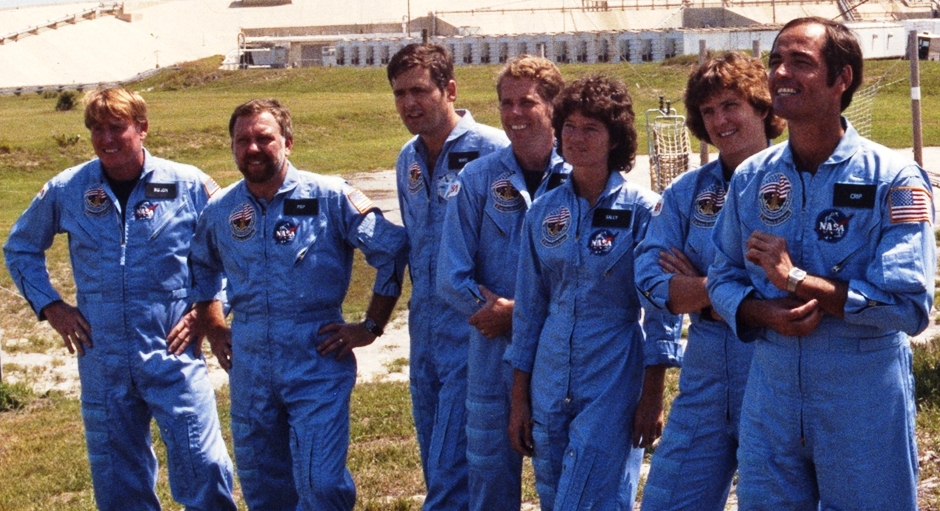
787;267;807;293
362;317;384;337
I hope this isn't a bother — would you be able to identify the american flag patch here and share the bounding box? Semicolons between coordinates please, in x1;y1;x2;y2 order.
347;188;374;214
889;186;931;224
203;177;221;198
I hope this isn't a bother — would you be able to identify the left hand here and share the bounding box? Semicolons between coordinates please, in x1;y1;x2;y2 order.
745;231;795;291
468;286;514;339
658;247;701;277
632;366;666;448
167;308;202;357
317;322;377;360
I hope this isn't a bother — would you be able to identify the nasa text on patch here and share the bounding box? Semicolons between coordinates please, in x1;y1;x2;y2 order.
833;183;876;209
145;183;178;199
592;208;631;228
448;151;479;170
284;198;319;216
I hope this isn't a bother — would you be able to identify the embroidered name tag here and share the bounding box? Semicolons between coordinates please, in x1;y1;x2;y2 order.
833;183;876;209
145;183;177;199
592;208;631;228
448;151;479;170
545;173;569;191
284;198;319;216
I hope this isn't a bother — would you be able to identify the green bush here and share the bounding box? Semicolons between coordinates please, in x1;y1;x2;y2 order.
51;132;81;148
0;381;34;412
914;337;940;408
55;90;79;112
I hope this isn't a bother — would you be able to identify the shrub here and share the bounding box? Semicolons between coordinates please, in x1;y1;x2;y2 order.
0;381;34;412
51;132;81;148
55;90;79;111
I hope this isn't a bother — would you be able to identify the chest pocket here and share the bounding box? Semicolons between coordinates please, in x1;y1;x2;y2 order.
588;208;635;275
812;205;879;279
278;198;325;265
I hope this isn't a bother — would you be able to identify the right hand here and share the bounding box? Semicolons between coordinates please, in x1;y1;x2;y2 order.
42;301;92;356
508;371;535;456
743;296;823;337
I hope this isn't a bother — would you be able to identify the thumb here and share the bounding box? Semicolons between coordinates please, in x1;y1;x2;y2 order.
478;285;497;301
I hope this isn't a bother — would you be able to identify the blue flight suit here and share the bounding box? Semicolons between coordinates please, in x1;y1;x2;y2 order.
635;159;754;511
506;171;683;511
190;164;407;511
395;110;508;511
437;146;570;511
4;150;236;511
707;122;935;511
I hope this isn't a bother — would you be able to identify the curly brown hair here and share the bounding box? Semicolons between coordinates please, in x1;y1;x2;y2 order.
497;55;564;103
684;51;785;145
552;75;637;173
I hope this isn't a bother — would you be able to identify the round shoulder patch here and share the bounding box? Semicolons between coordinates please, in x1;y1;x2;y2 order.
229;203;257;241
83;186;111;217
692;184;726;228
758;173;793;226
541;206;571;248
407;162;423;195
491;173;524;212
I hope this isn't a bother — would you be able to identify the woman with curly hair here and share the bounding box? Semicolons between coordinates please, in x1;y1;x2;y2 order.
635;51;785;511
506;75;683;510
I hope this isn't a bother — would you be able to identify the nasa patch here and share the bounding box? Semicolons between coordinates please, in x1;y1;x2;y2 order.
437;172;460;200
229;203;257;241
491;175;524;212
408;162;423;195
273;221;298;244
133;200;159;221
83;186;111;217
588;229;618;255
814;209;852;242
541;206;571;248
692;184;726;228
758;173;793;226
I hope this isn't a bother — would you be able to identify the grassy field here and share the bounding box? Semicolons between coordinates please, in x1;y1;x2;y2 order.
1;55;939;509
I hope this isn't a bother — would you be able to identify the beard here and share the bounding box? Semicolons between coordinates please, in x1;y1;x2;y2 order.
237;155;284;185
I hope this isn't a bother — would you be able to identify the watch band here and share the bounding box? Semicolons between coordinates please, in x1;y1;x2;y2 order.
362;317;384;337
787;267;807;293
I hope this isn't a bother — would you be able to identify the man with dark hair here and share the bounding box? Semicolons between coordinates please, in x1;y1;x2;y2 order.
189;98;408;510
437;55;568;511
708;18;934;510
4;87;236;510
387;43;508;510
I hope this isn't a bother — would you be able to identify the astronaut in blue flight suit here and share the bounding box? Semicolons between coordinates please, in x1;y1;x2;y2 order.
387;43;508;510
635;52;786;511
507;76;683;511
189;99;408;510
707;18;935;510
4;87;236;511
436;56;569;511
